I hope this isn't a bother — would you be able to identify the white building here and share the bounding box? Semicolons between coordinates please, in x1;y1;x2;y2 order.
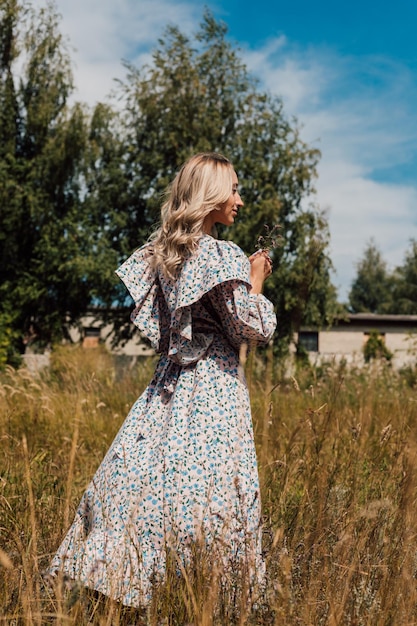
298;314;417;368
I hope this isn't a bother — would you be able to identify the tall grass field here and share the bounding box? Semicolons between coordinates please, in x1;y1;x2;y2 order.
1;345;417;625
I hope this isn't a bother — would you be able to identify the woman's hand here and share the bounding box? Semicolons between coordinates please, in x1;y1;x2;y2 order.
249;250;273;294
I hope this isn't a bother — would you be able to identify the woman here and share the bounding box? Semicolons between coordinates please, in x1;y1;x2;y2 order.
49;152;276;607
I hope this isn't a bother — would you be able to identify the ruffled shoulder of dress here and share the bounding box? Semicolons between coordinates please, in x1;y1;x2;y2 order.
115;244;162;350
114;237;254;354
115;243;156;304
174;235;251;310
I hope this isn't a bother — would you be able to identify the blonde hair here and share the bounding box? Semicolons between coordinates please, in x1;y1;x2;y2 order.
149;152;234;278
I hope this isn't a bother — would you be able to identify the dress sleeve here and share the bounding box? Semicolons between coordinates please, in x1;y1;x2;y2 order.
207;280;276;350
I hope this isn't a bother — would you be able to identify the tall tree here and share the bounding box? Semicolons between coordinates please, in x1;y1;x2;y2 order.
348;240;394;313
391;240;417;314
0;0;104;360
0;0;22;363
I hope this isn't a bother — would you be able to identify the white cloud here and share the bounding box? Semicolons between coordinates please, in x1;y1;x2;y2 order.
32;0;202;105
317;167;417;297
243;41;417;299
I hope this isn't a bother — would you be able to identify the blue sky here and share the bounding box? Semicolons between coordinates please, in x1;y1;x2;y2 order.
32;0;417;301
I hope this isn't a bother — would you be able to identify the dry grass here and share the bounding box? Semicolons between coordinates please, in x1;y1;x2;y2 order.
1;346;417;624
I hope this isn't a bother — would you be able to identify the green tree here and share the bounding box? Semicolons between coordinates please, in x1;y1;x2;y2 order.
108;12;338;352
363;330;393;364
80;101;134;338
0;0;110;360
348;240;394;313
391;240;417;314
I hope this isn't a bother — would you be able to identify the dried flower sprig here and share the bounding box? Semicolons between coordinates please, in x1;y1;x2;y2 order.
256;224;283;251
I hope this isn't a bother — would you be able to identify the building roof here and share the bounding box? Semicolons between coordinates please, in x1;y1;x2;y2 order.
301;313;417;332
341;314;417;329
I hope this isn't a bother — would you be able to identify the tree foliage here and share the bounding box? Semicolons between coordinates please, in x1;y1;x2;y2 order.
349;239;417;316
363;330;393;364
348;240;394;313
392;240;417;314
0;0;127;359
0;0;96;356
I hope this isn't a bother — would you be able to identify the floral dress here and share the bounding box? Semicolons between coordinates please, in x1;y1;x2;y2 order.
49;234;276;607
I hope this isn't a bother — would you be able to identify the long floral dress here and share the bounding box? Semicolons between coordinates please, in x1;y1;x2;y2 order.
49;234;276;607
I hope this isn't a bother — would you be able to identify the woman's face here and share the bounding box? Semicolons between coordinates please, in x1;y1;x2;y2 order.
206;170;244;232
218;170;243;226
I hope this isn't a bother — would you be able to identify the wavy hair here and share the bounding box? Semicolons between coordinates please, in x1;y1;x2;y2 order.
149;152;234;278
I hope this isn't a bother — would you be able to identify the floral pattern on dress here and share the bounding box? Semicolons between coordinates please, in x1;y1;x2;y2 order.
49;234;277;607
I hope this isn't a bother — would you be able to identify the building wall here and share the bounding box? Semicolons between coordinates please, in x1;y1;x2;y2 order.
67;315;154;357
319;330;364;355
302;326;417;368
